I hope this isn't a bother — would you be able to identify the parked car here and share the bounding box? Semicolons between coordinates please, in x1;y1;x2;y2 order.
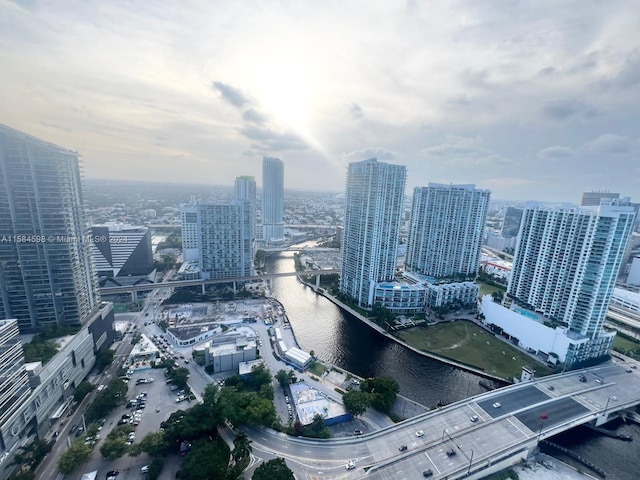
446;449;456;457
353;429;363;435
399;444;407;451
423;469;433;478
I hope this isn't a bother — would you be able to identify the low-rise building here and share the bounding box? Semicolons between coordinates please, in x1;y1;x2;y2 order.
198;329;257;373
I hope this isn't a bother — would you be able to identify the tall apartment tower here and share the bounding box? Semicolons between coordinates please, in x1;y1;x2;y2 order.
581;191;620;207
0;125;100;333
0;319;30;436
340;158;406;307
234;175;257;259
196;200;254;280
509;201;635;343
262;157;284;244
406;183;490;279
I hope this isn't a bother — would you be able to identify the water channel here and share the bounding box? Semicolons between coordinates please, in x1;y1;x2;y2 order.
265;249;640;480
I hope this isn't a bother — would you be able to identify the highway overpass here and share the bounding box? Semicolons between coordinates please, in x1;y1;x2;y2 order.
98;269;340;298
245;362;640;480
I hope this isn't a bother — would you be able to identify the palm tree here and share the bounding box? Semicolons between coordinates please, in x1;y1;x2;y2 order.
231;431;252;463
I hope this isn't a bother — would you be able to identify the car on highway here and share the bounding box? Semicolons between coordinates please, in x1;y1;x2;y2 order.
416;430;424;437
399;444;407;451
423;469;433;477
346;459;356;470
69;424;77;434
446;448;456;457
492;402;502;408
353;429;362;435
470;415;479;422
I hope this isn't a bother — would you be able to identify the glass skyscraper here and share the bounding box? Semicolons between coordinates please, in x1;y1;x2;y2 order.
340;158;406;307
0;124;100;333
261;157;284;244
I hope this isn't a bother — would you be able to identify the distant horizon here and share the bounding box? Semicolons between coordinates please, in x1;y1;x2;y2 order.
83;176;587;206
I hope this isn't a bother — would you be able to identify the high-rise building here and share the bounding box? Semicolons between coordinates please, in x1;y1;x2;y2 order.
262;157;284;244
90;224;154;279
0;124;100;333
191;200;254;280
406;183;490;279
340;158;406;307
501;206;523;238
508;201;635;352
234;175;257;258
0;319;30;432
180;206;200;262
581;191;620;207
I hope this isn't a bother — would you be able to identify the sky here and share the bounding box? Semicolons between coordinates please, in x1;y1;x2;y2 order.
1;0;639;201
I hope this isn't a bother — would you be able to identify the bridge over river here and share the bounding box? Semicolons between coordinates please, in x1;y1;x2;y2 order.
245;362;640;480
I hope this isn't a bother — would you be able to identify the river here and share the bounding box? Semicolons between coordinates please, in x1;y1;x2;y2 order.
265;249;640;480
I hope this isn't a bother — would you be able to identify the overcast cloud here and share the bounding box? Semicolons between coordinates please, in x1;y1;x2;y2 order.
1;0;639;201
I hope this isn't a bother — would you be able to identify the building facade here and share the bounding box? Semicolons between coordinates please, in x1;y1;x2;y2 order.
90;224;154;278
506;201;635;364
340;158;406;307
0;303;115;479
580;191;620;207
0;124;100;333
186;201;254;280
261;157;284;244
180;206;199;262
406;183;490;279
234;175;257;259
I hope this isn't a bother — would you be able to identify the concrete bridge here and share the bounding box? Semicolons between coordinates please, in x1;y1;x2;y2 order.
359;362;639;479
98;269;340;300
246;362;640;480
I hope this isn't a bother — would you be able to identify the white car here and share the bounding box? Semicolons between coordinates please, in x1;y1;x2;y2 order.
346;459;356;470
141;465;150;474
492;402;502;408
415;430;425;437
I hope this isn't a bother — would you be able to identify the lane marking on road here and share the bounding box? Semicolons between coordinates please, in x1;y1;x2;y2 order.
424;451;440;474
506;417;528;436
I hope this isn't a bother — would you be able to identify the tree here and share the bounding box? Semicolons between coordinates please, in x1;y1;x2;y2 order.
130;431;169;457
100;437;129;460
252;458;295;480
86;377;128;422
361;376;399;414
232;431;252;463
305;414;330;439
74;381;95;402
147;458;165;480
10;439;53;472
309;350;315;358
58;440;92;474
94;348;115;372
275;369;293;389
171;367;190;388
342;390;370;418
179;438;231;480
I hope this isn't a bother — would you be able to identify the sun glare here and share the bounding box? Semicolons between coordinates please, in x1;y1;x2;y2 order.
258;65;311;129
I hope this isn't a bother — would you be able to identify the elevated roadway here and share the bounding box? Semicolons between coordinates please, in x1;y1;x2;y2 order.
98;270;339;296
246;362;640;480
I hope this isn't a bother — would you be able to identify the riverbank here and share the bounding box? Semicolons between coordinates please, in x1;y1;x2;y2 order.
308;284;510;383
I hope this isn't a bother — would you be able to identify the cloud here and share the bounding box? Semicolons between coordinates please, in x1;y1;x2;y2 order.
349;103;363;118
537;145;573;159
242;108;268;125
420;135;513;167
479;177;539;189
541;99;600;121
40;120;72;132
211;81;249;108
344;147;398;162
240;124;308;152
584;134;633;154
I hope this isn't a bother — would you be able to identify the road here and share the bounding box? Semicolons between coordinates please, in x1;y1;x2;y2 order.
236;362;640;480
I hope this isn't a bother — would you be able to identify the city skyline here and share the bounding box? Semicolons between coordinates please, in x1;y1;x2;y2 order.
1;1;638;201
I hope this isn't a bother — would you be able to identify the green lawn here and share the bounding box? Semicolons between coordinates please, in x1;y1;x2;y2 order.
395;321;552;380
613;334;640;356
476;280;507;299
308;362;328;376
